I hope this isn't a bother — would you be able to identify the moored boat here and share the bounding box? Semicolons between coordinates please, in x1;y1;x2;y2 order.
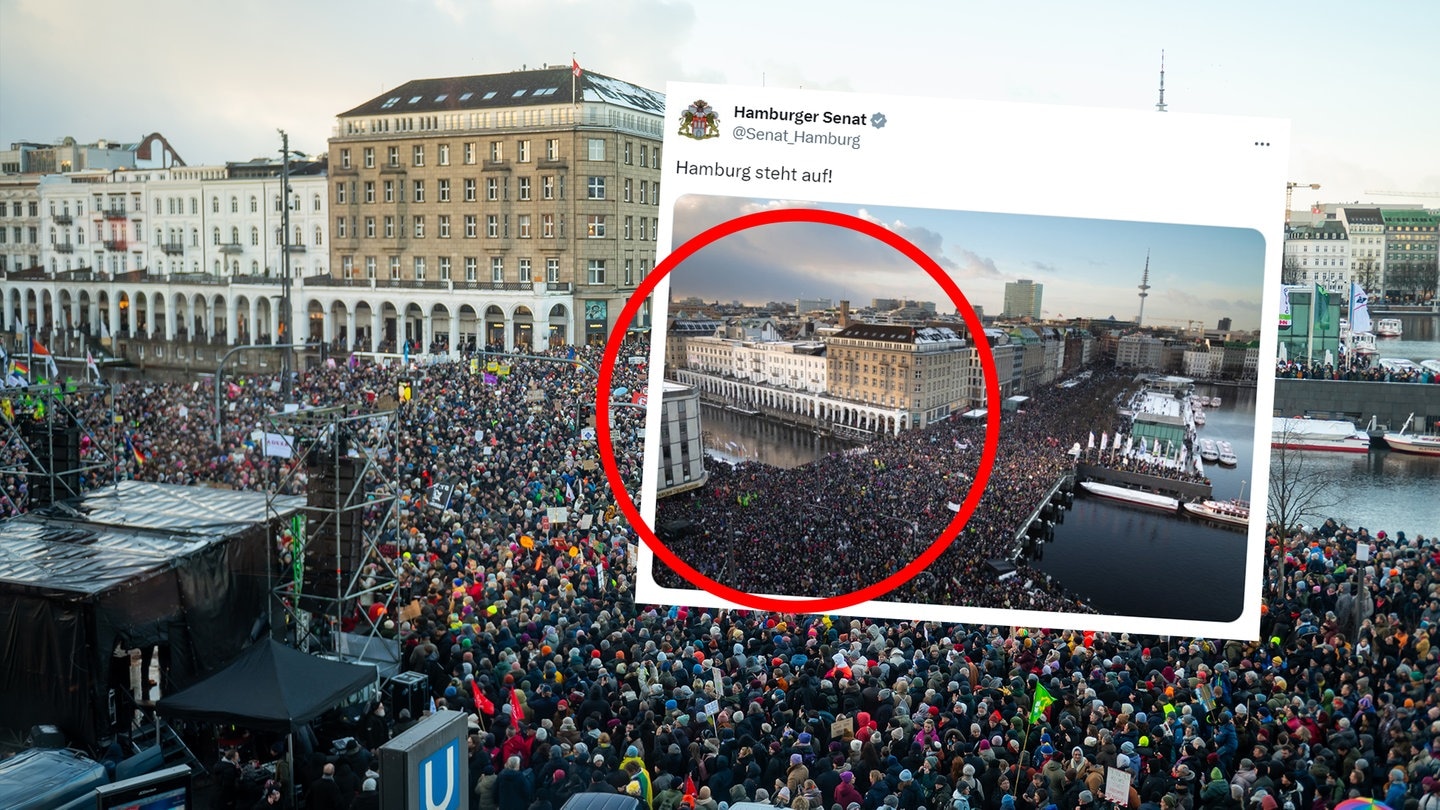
1421;359;1440;375
1193;409;1206;426
1199;438;1219;463
1217;440;1238;466
1183;498;1250;528
1079;481;1180;513
1383;413;1440;457
1271;417;1371;453
1278;417;1365;449
1375;318;1403;337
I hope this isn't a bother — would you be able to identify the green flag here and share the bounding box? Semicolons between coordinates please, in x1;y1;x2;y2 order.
1029;682;1054;724
1314;284;1330;331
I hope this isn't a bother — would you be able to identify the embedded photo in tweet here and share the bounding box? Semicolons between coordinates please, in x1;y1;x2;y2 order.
601;82;1291;639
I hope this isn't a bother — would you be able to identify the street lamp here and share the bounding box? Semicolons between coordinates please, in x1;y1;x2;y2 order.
277;129;307;399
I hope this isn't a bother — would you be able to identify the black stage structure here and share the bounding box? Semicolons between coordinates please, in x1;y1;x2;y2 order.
0;481;303;752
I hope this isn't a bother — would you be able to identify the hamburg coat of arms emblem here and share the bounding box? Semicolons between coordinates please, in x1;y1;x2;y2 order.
678;100;720;140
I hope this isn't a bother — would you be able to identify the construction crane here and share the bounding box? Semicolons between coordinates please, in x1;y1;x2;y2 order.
1286;182;1321;224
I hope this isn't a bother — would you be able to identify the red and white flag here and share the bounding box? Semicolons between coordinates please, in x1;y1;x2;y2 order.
85;350;99;381
509;687;524;729
571;58;582;78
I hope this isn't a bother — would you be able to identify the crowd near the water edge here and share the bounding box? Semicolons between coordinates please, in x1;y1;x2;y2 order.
2;345;1438;810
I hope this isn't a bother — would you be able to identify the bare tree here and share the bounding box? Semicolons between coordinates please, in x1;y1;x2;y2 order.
1266;422;1340;534
1281;257;1305;286
1352;258;1381;297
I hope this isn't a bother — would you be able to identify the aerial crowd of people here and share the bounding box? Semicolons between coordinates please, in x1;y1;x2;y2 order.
0;345;1437;810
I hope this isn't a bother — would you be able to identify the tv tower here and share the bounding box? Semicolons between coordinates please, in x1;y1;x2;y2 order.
1156;50;1168;112
1138;251;1152;327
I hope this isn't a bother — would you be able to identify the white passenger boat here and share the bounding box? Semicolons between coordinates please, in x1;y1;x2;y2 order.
1271;417;1371;453
1199;438;1220;463
1079;481;1179;513
1183;498;1250;528
1383;413;1440;457
1375;318;1403;337
1216;440;1238;467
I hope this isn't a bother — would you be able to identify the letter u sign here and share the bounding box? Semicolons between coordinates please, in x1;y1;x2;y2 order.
419;739;460;810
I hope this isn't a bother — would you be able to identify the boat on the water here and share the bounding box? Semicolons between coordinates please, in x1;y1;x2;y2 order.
1383;413;1440;457
1193;409;1206;426
1272;417;1371;453
1080;481;1179;513
1199;438;1220;463
1210;396;1222;408
1375;317;1403;337
1217;440;1238;466
1183;498;1250;529
1421;359;1440;375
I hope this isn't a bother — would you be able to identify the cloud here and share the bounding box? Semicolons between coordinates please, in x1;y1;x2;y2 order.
1026;260;1059;274
668;196;1011;306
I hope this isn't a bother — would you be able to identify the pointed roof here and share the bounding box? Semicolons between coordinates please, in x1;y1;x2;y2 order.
157;639;376;732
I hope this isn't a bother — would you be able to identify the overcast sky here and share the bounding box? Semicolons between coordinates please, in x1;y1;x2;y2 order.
669;196;1266;330
2;1;1436;211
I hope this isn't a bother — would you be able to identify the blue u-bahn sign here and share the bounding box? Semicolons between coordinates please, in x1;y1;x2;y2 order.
379;709;469;810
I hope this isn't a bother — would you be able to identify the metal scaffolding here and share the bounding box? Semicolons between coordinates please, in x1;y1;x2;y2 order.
0;380;116;510
264;402;401;665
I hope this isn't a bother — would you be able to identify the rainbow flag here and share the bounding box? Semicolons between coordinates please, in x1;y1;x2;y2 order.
125;434;145;466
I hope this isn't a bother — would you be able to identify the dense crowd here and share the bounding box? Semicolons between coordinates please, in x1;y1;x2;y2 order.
1275;360;1439;384
656;370;1162;611
2;347;1438;810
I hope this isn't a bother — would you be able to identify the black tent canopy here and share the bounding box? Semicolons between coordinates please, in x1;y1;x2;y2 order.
157;639;377;733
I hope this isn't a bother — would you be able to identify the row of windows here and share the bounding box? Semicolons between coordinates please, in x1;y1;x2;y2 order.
332;254;649;286
206;226;321;246
0;202;40;217
0;226;38;244
335;212;659;242
335;175;659;206
338;138;660;169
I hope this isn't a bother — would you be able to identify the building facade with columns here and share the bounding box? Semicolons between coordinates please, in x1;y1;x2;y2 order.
3;159;331;354
2;65;663;368
324;65;663;353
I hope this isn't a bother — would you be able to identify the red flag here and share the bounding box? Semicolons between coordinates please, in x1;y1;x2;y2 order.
571;59;582;78
472;680;494;715
683;775;697;805
509;688;524;729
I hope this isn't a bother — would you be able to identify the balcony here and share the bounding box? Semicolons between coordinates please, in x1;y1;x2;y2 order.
54;242;75;254
482;159;512;172
383;278;449;290
284;243;306;253
103;239;128;252
103;208;128;220
52;213;73;225
218;242;243;254
457;280;531;292
161;242;185;255
545;281;572;293
537;157;568;169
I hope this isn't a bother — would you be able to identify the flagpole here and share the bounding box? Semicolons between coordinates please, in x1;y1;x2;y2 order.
1306;285;1317;366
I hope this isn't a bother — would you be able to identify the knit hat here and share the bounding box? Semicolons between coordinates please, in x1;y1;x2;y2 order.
362;778;377;791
